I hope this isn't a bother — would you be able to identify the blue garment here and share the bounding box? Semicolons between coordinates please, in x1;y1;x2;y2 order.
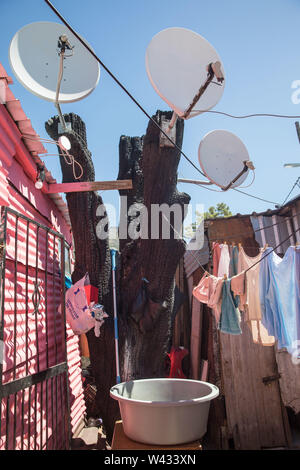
260;246;297;352
295;248;300;344
229;246;239;277
219;279;242;335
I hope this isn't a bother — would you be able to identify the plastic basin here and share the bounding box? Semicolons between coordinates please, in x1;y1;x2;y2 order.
110;378;219;445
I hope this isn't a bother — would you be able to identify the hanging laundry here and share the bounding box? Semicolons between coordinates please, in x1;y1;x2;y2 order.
236;246;275;346
212;242;222;277
296;248;300;345
260;246;298;353
192;272;210;303
192;272;223;325
229;245;239;277
230;271;245;297
219;279;242;335
217;243;230;278
207;277;224;325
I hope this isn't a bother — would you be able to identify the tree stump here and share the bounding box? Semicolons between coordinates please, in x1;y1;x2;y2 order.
45;110;190;440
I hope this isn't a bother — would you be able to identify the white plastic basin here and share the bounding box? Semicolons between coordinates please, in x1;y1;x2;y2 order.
110;378;219;445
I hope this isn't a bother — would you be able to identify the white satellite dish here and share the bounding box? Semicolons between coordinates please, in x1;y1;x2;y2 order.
198;130;250;190
9;21;100;103
145;27;225;120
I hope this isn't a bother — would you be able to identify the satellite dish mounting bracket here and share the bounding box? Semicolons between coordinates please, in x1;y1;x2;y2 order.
220;160;253;191
183;61;224;119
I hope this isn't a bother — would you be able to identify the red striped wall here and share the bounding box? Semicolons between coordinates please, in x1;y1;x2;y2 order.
0;74;86;449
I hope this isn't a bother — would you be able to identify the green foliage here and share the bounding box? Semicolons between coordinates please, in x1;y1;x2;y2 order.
184;203;233;240
204;203;233;219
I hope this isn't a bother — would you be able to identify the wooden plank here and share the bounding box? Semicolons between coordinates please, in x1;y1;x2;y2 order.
46;179;133;193
220;317;288;450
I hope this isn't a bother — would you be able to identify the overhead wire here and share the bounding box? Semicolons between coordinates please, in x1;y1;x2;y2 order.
281;177;300;206
192;110;300;119
44;0;290;209
162;211;300;276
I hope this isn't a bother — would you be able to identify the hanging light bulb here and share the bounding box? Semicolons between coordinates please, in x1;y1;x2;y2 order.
35;166;45;189
58;135;71;151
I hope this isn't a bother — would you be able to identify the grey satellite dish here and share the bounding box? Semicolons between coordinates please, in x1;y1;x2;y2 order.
145;27;225;120
9;21;100;103
198;130;251;190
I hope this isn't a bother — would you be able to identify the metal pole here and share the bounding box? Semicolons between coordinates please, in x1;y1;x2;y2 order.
111;249;120;384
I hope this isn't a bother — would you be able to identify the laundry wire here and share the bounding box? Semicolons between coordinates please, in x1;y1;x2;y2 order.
163;212;300;277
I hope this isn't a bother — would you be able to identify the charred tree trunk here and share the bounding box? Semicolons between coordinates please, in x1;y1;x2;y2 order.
45;110;190;440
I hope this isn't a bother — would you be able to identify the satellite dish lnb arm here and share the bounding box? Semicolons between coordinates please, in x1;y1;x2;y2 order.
183;62;224;119
221;160;252;191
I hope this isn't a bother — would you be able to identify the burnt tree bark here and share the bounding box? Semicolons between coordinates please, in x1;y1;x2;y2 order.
45;110;190;440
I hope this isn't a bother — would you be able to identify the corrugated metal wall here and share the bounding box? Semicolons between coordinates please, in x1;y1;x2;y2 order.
0;91;86;449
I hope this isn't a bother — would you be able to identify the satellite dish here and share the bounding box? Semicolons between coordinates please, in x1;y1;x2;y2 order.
9;21;100;103
145;27;225;119
198;130;250;189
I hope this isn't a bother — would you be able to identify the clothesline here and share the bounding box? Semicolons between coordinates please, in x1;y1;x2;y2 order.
187;226;300;278
193;233;300;347
244;228;300;274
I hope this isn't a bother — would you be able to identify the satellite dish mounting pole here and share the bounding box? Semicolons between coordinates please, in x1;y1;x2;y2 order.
55;34;73;131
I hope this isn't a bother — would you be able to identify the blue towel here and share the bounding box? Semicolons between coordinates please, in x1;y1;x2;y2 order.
229;246;239;277
219;279;242;335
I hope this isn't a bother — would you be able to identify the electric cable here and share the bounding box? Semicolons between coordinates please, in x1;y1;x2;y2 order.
162;211;300;276
192;110;300;119
281;177;300;206
44;0;287;208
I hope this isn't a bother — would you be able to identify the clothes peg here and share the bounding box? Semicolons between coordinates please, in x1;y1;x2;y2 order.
238;243;242;250
263;243;269;251
223;274;227;280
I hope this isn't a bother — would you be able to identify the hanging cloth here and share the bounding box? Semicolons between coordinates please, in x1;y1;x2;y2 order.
219;279;242;335
229;245;239;277
238;246;275;346
193;272;210;303
295;248;300;346
212;242;222;277
208;277;224;325
260;246;298;353
217;244;230;278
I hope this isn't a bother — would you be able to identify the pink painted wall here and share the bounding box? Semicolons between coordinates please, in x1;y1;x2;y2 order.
0;68;86;449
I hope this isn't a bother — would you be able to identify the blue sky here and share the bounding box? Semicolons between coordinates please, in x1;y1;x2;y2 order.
1;0;300;224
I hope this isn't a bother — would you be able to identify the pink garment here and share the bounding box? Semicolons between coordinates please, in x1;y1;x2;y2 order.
217;244;230;278
193;272;210;303
212;243;222;277
208;278;224;325
230;272;245;297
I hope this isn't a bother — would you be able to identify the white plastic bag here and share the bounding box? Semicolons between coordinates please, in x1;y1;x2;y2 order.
65;273;95;335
